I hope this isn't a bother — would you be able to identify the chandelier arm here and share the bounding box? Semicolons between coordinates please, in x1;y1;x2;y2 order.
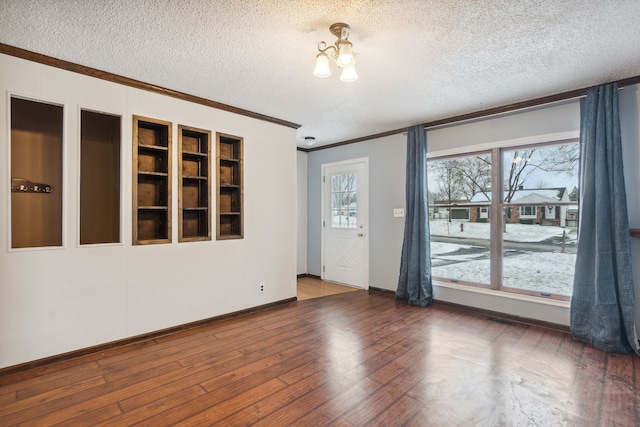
317;43;337;56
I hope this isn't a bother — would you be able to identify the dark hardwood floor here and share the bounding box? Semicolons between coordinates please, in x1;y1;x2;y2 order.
1;289;638;426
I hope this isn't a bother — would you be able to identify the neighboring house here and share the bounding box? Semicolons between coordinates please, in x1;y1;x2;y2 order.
566;206;579;227
429;198;471;220
468;187;570;226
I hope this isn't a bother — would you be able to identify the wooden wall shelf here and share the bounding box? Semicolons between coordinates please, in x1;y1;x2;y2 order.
216;133;243;239
133;116;172;244
178;125;211;242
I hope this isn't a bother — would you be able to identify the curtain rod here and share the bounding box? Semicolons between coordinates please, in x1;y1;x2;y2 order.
304;75;640;152
422;84;631;133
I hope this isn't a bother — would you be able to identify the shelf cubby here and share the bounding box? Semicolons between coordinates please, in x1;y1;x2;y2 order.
10;97;64;249
133;116;172;244
80;109;121;245
178;125;211;241
216;133;243;239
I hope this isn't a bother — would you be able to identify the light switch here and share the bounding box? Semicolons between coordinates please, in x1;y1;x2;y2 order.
393;208;405;217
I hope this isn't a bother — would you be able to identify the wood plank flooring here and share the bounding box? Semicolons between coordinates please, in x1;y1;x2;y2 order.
297;276;359;300
1;288;638;425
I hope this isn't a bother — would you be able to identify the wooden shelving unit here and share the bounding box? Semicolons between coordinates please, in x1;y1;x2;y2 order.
178;125;211;242
216;133;243;239
133;116;172;244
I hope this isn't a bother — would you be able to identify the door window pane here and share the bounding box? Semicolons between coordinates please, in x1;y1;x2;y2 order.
331;173;357;228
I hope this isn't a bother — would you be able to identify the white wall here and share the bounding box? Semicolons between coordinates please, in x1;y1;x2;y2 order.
297;150;307;275
0;54;298;368
307;100;636;326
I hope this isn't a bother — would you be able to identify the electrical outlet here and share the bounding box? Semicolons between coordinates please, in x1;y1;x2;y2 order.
259;283;265;293
393;208;405;218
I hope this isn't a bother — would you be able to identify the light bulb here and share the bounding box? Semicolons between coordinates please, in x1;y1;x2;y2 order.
313;52;331;78
336;41;355;68
340;64;358;82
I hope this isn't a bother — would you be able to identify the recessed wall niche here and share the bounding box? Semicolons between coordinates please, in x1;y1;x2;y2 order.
216;133;243;239
178;125;211;242
132;115;172;245
10;97;64;249
80;110;121;245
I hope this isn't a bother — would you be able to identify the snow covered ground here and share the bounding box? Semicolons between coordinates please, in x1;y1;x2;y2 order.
429;220;577;296
430;220;577;243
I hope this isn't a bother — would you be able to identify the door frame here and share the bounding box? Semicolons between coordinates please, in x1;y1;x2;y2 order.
320;157;369;289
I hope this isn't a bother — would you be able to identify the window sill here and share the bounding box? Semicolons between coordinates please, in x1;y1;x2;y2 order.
433;280;570;309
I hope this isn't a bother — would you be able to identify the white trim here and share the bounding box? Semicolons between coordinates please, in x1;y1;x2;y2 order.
433;281;570;326
433;280;570;309
434;280;570;308
321;157;370;290
427;131;580;158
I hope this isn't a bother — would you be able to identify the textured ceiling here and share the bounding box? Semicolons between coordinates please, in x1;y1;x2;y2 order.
2;1;640;148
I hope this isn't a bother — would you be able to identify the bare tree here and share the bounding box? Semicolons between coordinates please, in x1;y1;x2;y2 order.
502;144;579;231
456;155;492;201
504;149;537;202
429;159;466;222
428;143;578;230
504;144;579;202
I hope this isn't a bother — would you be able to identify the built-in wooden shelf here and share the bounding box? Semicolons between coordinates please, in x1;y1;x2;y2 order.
216;133;243;239
178;125;211;242
133;115;172;245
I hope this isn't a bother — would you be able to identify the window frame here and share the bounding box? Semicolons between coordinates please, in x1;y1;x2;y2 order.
428;137;579;301
519;206;537;217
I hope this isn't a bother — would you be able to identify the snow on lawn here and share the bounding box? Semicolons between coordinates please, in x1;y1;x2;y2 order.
430;219;577;243
430;241;575;296
503;251;575;295
430;242;472;255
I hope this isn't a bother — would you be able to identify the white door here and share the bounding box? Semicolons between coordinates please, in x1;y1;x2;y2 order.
545;205;556;219
322;159;369;289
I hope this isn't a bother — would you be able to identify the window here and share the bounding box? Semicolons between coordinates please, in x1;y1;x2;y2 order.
331;173;357;229
428;152;492;285
428;139;579;300
519;206;536;217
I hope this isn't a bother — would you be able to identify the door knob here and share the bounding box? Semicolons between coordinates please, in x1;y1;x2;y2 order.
357;233;364;237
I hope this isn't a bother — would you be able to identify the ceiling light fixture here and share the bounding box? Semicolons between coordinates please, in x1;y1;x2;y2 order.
304;136;316;146
313;23;358;82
